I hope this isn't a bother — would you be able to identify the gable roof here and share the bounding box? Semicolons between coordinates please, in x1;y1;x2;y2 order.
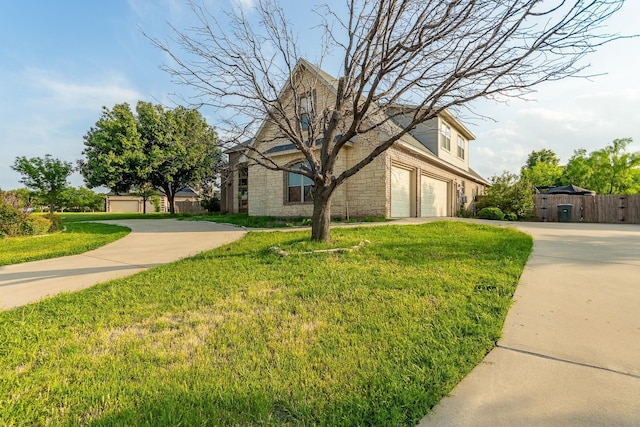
249;59;488;184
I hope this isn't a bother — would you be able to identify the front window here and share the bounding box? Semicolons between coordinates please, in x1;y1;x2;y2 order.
287;163;313;203
440;123;451;151
457;136;465;159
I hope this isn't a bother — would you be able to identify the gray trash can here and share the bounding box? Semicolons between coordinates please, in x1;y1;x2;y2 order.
557;204;573;222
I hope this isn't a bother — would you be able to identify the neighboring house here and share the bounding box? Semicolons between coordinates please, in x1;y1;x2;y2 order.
106;188;200;213
222;60;489;218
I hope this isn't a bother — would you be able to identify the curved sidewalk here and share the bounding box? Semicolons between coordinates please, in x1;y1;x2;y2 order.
419;222;640;426
0;219;246;310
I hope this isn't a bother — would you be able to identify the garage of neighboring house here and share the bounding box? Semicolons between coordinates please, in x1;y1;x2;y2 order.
390;164;414;218
107;197;144;213
421;174;449;217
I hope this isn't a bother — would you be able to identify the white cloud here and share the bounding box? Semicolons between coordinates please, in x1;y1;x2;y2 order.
233;0;256;11
25;68;142;111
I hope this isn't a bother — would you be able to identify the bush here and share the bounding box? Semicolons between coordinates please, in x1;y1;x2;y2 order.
20;215;52;236
477;207;505;220
477;172;535;219
504;212;518;221
201;197;221;213
47;214;63;232
0;203;25;237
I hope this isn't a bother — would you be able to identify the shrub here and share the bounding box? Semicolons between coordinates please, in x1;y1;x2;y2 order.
47;214;63;232
477;172;535;219
201;197;221;213
20;215;52;236
504;212;518;221
478;207;505;220
0;202;25;237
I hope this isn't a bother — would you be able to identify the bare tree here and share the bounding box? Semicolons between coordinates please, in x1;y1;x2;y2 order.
149;0;625;241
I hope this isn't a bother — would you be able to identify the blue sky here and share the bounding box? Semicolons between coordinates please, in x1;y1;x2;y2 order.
1;1;638;190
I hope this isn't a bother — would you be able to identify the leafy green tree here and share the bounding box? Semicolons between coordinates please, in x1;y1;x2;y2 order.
136;102;219;214
476;172;535;219
79;103;148;194
131;182;159;214
11;155;73;214
524;149;560;169
60;187;105;212
562;139;640;194
80;101;219;214
521;149;563;188
561;148;592;188
522;162;564;188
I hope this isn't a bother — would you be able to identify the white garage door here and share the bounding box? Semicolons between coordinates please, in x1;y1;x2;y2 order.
421;176;448;217
391;166;412;217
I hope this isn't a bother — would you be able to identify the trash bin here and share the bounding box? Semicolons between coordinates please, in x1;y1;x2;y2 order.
557;204;573;222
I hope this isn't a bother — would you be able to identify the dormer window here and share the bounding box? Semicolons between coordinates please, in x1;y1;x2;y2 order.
440;123;451;151
457;136;465;159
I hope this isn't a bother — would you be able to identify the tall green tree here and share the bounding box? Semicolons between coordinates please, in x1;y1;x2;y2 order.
60;187;106;212
11;155;73;214
562;138;640;194
136;102;219;214
80;101;220;214
521;149;563;188
79;103;148;194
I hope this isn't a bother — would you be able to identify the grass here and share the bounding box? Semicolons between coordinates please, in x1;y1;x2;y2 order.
0;222;130;266
0;221;532;426
59;212;177;223
184;212;389;228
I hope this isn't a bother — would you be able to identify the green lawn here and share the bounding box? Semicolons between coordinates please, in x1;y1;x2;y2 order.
184;212;389;228
59;212;177;223
0;222;532;426
0;222;130;266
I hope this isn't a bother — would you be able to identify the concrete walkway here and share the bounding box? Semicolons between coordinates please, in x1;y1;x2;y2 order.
0;219;246;310
419;221;640;426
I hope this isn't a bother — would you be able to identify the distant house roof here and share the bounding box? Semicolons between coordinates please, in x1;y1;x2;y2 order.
542;185;595;195
224;138;253;154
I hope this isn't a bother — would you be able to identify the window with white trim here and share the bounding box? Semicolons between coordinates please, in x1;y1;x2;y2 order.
440;123;451;151
287;163;313;203
457;135;465;159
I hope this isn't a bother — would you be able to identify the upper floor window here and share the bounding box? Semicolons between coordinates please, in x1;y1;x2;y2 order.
287;163;313;203
440;123;451;151
457;136;465;159
299;92;315;131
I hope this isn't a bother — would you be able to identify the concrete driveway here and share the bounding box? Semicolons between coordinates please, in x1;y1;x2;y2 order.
0;219;246;310
419;221;640;426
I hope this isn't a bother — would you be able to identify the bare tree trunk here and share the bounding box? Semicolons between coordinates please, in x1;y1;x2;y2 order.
311;187;333;242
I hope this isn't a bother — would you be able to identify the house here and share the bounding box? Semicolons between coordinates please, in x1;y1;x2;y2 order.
222;60;489;218
106;188;201;213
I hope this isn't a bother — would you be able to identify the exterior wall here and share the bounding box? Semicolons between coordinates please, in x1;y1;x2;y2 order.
248;151;348;217
436;116;469;172
340;133;388;218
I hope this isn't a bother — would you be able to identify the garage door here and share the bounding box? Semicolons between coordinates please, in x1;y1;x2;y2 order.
421;176;448;217
391;166;412;217
109;200;140;213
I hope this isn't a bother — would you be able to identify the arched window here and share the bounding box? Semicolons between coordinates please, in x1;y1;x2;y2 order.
287;163;313;203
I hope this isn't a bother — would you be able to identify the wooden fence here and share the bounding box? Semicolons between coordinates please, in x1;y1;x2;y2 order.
533;194;640;223
175;201;207;213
